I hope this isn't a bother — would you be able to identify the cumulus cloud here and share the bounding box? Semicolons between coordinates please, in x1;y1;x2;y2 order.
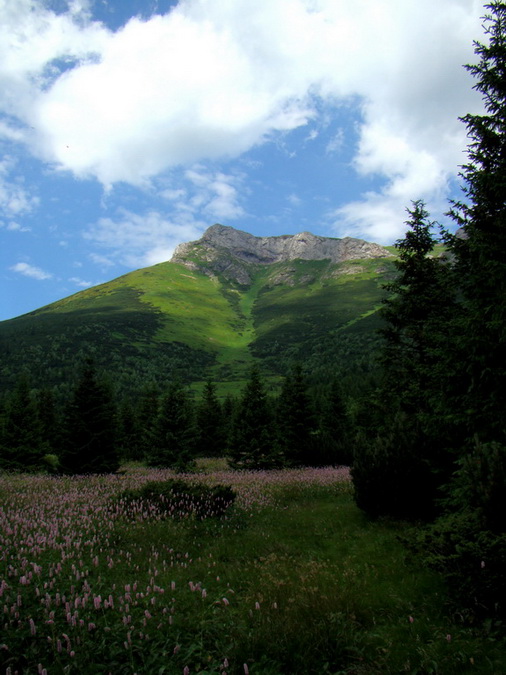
84;209;205;267
68;276;94;288
0;157;39;217
0;0;486;240
10;262;53;280
183;168;245;220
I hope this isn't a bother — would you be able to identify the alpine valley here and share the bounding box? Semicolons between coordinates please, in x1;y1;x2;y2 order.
0;225;396;397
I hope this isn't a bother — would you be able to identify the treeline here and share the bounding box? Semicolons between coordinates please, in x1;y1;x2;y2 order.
352;3;506;622
0;361;352;475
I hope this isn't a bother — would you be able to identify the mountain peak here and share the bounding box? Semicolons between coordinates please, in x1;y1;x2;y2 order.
172;224;391;272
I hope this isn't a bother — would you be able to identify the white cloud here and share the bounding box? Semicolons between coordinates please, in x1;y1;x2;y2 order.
68;276;93;288
183;168;245;220
0;157;38;217
84;209;205;267
287;194;302;207
4;221;31;232
326;130;345;155
10;262;53;280
0;0;486;240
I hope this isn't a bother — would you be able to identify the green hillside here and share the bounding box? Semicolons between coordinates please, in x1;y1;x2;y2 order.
0;253;397;398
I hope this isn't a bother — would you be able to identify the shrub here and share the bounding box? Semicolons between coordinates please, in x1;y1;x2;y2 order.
450;439;506;533
115;479;236;520
351;414;437;520
405;509;506;621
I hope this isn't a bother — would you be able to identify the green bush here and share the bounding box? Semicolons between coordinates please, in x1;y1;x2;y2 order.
406;510;506;621
450;440;506;533
351;414;437;520
115;479;236;520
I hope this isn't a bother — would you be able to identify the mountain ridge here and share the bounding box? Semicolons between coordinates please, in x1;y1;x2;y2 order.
0;225;396;396
171;224;391;284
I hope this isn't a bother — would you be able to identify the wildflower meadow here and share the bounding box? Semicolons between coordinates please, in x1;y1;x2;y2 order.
1;464;505;674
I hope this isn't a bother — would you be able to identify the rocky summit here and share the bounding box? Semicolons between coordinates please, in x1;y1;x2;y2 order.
171;224;391;284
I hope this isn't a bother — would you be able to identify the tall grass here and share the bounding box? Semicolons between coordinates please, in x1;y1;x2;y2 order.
1;466;505;674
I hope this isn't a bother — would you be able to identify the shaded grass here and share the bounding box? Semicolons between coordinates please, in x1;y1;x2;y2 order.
2;469;505;674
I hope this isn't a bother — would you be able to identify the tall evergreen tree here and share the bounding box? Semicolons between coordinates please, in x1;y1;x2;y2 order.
61;360;119;474
147;381;196;470
352;202;454;519
228;366;281;469
381;201;455;426
276;364;317;466
195;380;225;457
0;374;44;471
116;398;141;462
136;384;161;461
447;1;506;444
36;388;61;456
318;378;351;465
440;2;506;536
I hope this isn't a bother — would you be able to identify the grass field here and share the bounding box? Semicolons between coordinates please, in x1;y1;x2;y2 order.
1;465;505;674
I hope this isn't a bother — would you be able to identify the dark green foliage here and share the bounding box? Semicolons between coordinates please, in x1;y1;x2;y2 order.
445;2;506;445
406;510;506;621
194;380;226;457
0;374;44;471
147;381;196;470
116;399;141;461
316;378;352;465
115;479;236;520
60;360;119;474
380;201;454;420
352;413;437;520
228;366;282;469
449;439;506;533
352;203;452;519
362;4;506;624
251;270;391;381
35;388;61;456
275;364;317;466
0;287;213;399
134;384;161;460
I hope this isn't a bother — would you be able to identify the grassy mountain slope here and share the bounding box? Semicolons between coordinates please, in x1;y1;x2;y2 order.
0;253;396;397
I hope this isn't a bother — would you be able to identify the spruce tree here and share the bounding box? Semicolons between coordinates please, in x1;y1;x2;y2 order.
147;381;196;470
276;364;317;466
442;2;506;534
352;202;454;519
116;399;141;462
381;201;455;424
61;360;119;474
136;384;160;461
228;366;281;469
318;378;351;465
36;389;60;455
0;374;44;471
447;1;506;443
195;380;225;457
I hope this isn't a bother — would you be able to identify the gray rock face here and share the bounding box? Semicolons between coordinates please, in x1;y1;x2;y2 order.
171;224;392;284
173;224;390;263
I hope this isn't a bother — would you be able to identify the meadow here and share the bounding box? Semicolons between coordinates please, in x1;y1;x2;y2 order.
1;464;505;675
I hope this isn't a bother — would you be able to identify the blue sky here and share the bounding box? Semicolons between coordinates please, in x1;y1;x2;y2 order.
0;0;485;321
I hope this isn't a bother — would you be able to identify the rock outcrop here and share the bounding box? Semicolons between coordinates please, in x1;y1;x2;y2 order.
170;224;391;284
